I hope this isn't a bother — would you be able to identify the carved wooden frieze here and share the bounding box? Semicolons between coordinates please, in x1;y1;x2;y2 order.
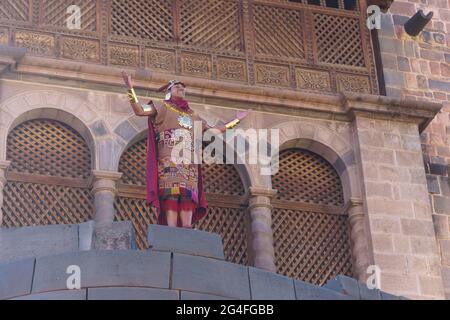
217;57;247;82
180;53;212;78
255;63;290;87
61;37;100;63
109;44;139;67
296;68;331;91
15;31;55;56
336;74;371;94
146;48;176;73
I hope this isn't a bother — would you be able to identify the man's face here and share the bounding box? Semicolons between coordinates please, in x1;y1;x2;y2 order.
170;83;186;99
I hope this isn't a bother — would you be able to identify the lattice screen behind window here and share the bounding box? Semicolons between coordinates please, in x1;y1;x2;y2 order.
2;119;94;228
271;148;353;286
40;0;97;31
115;137;249;266
0;0;31;22
110;0;174;42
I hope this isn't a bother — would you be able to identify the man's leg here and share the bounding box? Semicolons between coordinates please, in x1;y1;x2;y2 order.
162;197;179;227
166;210;178;227
180;199;194;228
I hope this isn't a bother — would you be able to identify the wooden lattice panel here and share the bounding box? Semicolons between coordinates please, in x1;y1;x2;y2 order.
41;0;97;31
114;196;156;250
283;0;359;11
118;139;147;186
195;205;248;265
202;163;245;196
0;0;30;22
272;208;353;285
314;12;365;67
272;149;344;206
7;119;91;179
253;3;305;59
111;0;174;42
1;181;94;227
180;0;242;52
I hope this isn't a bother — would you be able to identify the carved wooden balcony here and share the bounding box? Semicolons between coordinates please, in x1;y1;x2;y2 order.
0;0;379;95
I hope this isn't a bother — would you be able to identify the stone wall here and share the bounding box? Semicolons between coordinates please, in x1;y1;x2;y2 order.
378;0;450;298
354;116;444;299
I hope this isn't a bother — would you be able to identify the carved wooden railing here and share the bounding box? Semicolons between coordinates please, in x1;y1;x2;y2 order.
0;0;379;95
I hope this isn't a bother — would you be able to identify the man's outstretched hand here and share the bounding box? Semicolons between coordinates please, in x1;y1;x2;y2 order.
121;71;133;89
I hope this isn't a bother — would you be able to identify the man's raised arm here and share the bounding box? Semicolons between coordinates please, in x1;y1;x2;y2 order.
121;71;157;117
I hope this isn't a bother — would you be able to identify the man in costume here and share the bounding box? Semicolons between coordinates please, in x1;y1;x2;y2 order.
122;71;250;228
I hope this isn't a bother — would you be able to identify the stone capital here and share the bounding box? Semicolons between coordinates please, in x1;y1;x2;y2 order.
0;160;11;171
90;170;123;195
249;186;277;198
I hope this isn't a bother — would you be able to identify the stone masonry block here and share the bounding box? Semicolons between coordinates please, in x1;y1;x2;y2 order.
324;275;360;299
172;253;250;299
88;287;179;300
93;221;136;250
248;267;296;300
358;283;381;300
180;291;233;300
32;250;170;293
294;280;354;300
0;258;35;300
13;290;86;300
0;224;78;264
148;224;224;260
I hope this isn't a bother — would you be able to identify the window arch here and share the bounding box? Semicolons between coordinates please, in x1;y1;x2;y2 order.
271;148;353;285
2;119;94;227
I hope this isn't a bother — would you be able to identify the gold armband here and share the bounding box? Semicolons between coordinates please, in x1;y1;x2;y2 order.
225;118;240;129
127;88;139;104
142;103;154;112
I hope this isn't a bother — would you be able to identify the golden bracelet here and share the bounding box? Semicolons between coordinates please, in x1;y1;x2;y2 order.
225;118;240;129
127;88;139;104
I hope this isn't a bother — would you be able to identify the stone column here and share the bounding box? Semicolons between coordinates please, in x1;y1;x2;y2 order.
347;198;371;283
248;186;277;272
0;160;10;226
91;170;123;224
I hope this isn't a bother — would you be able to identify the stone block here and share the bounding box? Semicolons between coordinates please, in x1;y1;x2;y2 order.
172;253;250;299
380;291;401;300
88;287;179;300
114;120;137;141
358;283;381;300
0;258;35;300
426;175;440;194
147;224;224;260
13;290;86;300
93;221;136;250
294;280;353;300
32;250;170;293
0;224;78;263
248;267;296;300
180;291;233;300
78;220;95;251
324;275;360;299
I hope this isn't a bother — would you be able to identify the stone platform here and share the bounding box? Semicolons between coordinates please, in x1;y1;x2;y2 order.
0;222;403;300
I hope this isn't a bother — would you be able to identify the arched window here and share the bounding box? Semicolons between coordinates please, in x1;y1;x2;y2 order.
115;137;249;266
2;119;94;227
271;148;353;285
